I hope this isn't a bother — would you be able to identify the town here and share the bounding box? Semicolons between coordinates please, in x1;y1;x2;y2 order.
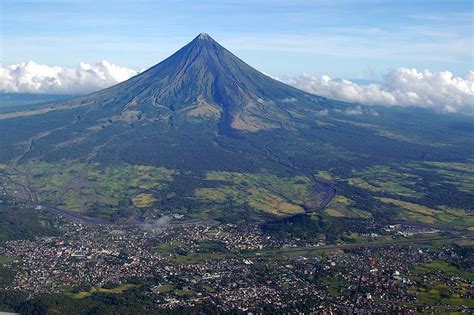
0;198;472;313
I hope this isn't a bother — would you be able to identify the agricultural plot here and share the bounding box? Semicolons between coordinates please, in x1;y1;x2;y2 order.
346;161;474;199
324;195;371;219
12;161;177;218
335;161;474;229
421;161;474;194
5;157;473;228
347;165;424;198
195;171;314;216
377;198;474;229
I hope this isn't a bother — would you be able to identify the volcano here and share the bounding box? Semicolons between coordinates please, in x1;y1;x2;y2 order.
119;32;328;134
84;33;331;133
1;33;472;223
7;33;330;135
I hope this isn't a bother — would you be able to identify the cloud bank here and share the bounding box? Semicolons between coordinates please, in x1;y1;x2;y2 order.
285;69;474;114
1;60;472;114
0;60;138;94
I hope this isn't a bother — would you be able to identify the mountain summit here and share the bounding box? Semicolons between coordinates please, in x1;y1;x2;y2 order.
51;33;327;134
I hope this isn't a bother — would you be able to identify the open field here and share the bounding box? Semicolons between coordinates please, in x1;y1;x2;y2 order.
9;161;177;218
421;161;474;194
6;160;330;221
377;197;474;229
324;195;371;219
414;261;474;280
4;157;473;230
71;284;136;299
347;165;424;198
316;160;474;230
195;171;315;216
344;161;474;200
154;239;230;264
0;255;17;265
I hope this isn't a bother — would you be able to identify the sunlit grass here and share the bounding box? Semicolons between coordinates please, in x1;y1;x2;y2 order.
72;284;136;299
197;171;312;216
377;197;474;228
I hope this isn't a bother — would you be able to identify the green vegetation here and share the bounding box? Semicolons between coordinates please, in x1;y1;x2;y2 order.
131;193;157;208
168;252;227;264
422;161;474;194
196;171;313;216
409;261;474;309
154;239;229;264
12;161;177;219
154;284;175;293
0;255;18;288
0;199;60;242
0;255;17;265
347;165;423;198
327;160;474;230
321;276;344;297
175;289;194;296
413;261;474;280
316;170;333;181
325;195;371;219
378;198;474;229
71;284;136;299
261;214;327;241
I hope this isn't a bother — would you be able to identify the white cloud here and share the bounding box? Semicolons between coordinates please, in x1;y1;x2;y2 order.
0;60;138;94
285;68;474;114
334;106;379;116
1;61;472;115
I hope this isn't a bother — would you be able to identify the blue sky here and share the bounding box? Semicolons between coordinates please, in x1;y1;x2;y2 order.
1;0;473;79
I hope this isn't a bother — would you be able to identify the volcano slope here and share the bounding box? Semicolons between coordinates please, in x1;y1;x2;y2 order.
1;34;473;231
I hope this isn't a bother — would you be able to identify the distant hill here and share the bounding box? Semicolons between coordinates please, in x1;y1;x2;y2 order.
0;93;78;114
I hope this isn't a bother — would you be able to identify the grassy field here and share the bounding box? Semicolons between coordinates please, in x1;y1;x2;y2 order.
7;157;473;228
325;160;474;230
347;165;423;198
324;195;371;219
377;197;474;229
316;170;333;181
154;284;175;293
131;193;157;208
423;161;474;194
12;161;177;218
414;261;474;280
154;240;229;264
195;171;313;216
404;161;474;195
344;161;473;199
72;284;136;299
9;162;319;220
0;255;17;265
